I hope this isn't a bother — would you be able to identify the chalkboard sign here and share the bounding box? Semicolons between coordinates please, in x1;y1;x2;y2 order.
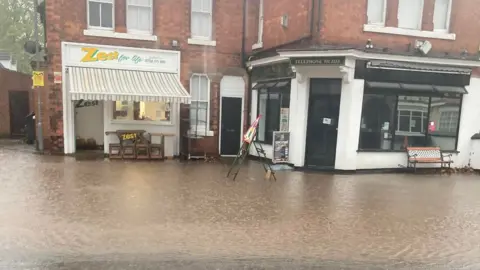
272;131;290;164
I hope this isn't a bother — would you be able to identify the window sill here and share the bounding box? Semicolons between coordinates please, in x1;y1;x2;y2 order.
363;24;456;40
110;120;173;126
187;38;216;47
84;29;158;41
357;149;459;154
188;129;214;137
252;42;263;50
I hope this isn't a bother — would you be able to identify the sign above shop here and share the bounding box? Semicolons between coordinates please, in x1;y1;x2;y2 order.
63;43;180;73
251;62;295;83
291;57;345;66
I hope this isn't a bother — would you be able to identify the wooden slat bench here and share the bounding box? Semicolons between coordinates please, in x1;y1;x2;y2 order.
406;147;453;172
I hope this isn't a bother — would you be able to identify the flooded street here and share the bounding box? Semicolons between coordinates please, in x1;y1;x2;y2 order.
1;144;480;269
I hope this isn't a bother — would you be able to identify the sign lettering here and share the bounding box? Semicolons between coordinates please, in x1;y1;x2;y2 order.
79;47;166;65
291;57;345;66
75;100;99;108
81;47;119;62
121;133;137;141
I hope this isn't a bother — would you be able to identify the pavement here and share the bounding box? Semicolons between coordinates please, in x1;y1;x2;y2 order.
1;140;480;269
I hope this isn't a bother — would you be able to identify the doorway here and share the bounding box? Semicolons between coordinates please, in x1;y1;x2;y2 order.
9;91;30;137
220;97;242;156
305;79;342;168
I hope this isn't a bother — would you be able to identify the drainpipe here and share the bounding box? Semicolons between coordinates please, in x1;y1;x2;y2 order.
241;0;252;129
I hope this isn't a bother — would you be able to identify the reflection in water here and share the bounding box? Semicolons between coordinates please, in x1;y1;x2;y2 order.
0;147;480;268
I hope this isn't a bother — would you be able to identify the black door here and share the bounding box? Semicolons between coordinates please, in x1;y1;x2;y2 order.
220;97;242;155
305;79;342;168
9;91;30;138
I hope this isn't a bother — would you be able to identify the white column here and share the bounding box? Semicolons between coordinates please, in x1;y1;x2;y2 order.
289;74;309;167
335;78;364;170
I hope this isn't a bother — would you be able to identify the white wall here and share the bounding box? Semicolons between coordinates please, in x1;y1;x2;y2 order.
103;101;180;157
75;101;104;145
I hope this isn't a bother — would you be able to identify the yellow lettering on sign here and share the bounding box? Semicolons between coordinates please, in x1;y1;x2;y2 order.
80;47;119;62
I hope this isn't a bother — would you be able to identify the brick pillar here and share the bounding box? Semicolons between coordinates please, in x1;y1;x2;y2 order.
115;0;127;33
385;0;399;27
422;0;435;31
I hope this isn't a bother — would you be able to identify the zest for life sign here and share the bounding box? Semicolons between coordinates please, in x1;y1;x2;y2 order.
32;71;44;87
79;47;165;65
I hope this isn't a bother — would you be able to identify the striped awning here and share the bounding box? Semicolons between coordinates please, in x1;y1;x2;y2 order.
67;67;190;103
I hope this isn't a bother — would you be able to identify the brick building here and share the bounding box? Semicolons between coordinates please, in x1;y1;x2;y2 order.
0;68;33;138
39;0;250;157
246;0;480;170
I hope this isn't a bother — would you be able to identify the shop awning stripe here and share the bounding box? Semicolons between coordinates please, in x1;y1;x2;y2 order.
67;67;191;104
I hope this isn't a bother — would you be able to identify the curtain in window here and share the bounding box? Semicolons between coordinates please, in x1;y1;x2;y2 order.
433;0;450;30
398;0;423;29
367;0;385;25
191;0;212;38
127;0;152;32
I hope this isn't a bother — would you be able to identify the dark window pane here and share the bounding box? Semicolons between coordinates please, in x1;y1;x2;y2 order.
358;94;396;150
266;93;280;143
426;97;461;151
89;2;101;27
101;3;113;28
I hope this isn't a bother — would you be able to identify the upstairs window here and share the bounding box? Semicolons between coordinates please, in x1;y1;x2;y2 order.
257;0;264;43
88;0;114;29
367;0;386;25
191;0;213;40
127;0;153;34
433;0;452;32
398;0;424;30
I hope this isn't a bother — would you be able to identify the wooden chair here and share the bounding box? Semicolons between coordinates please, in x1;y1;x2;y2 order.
135;134;150;160
109;143;122;159
149;134;165;160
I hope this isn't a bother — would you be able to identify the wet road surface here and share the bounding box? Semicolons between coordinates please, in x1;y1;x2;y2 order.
1;142;480;269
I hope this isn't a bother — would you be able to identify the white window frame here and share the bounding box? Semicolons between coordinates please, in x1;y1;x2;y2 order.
438;107;459;132
366;0;387;26
252;0;264;49
190;0;213;41
397;0;424;30
87;0;115;31
397;109;428;133
189;74;211;134
126;0;153;35
433;0;452;33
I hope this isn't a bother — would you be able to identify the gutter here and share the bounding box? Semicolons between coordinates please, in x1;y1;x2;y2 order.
241;0;253;128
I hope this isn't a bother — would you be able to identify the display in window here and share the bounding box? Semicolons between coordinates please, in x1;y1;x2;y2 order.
279;108;289;132
113;101;171;122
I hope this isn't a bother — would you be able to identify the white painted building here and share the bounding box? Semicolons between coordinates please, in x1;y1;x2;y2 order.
248;49;480;171
61;42;190;156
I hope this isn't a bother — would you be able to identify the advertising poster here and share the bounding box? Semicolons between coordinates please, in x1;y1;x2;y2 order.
272;131;290;164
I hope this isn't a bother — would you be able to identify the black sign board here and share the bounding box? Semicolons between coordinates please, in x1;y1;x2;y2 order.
291;57;345;66
272;131;290;164
251;62;295;83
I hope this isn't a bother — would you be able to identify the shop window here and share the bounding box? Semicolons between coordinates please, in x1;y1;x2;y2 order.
113;101;171;122
87;0;114;29
366;0;386;25
433;0;452;32
358;91;462;152
127;0;153;34
190;74;210;132
398;0;424;30
256;87;290;145
191;0;213;40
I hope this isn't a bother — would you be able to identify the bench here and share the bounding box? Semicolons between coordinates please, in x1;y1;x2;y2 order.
406;147;453;172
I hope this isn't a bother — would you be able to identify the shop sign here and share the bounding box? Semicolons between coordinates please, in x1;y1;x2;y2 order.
251;62;295;83
272;131;290;164
32;71;44;87
75;100;99;108
279;108;289;132
80;47;166;65
291;57;345;66
54;72;62;84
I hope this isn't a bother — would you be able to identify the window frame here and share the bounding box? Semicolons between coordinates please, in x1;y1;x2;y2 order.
190;0;213;40
189;74;211;133
366;0;387;26
255;84;290;145
111;101;173;125
397;0;424;30
126;0;154;35
433;0;453;32
358;91;463;152
87;0;115;31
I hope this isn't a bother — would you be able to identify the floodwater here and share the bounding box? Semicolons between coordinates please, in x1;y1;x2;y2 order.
1;142;480;269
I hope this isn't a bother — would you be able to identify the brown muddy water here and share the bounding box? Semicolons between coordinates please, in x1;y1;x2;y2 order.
1;144;480;269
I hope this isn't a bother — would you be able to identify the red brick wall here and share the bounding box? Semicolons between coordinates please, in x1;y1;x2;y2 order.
319;0;480;54
43;0;247;154
0;69;33;137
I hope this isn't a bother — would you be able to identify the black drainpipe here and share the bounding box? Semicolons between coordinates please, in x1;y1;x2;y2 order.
241;0;252;129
